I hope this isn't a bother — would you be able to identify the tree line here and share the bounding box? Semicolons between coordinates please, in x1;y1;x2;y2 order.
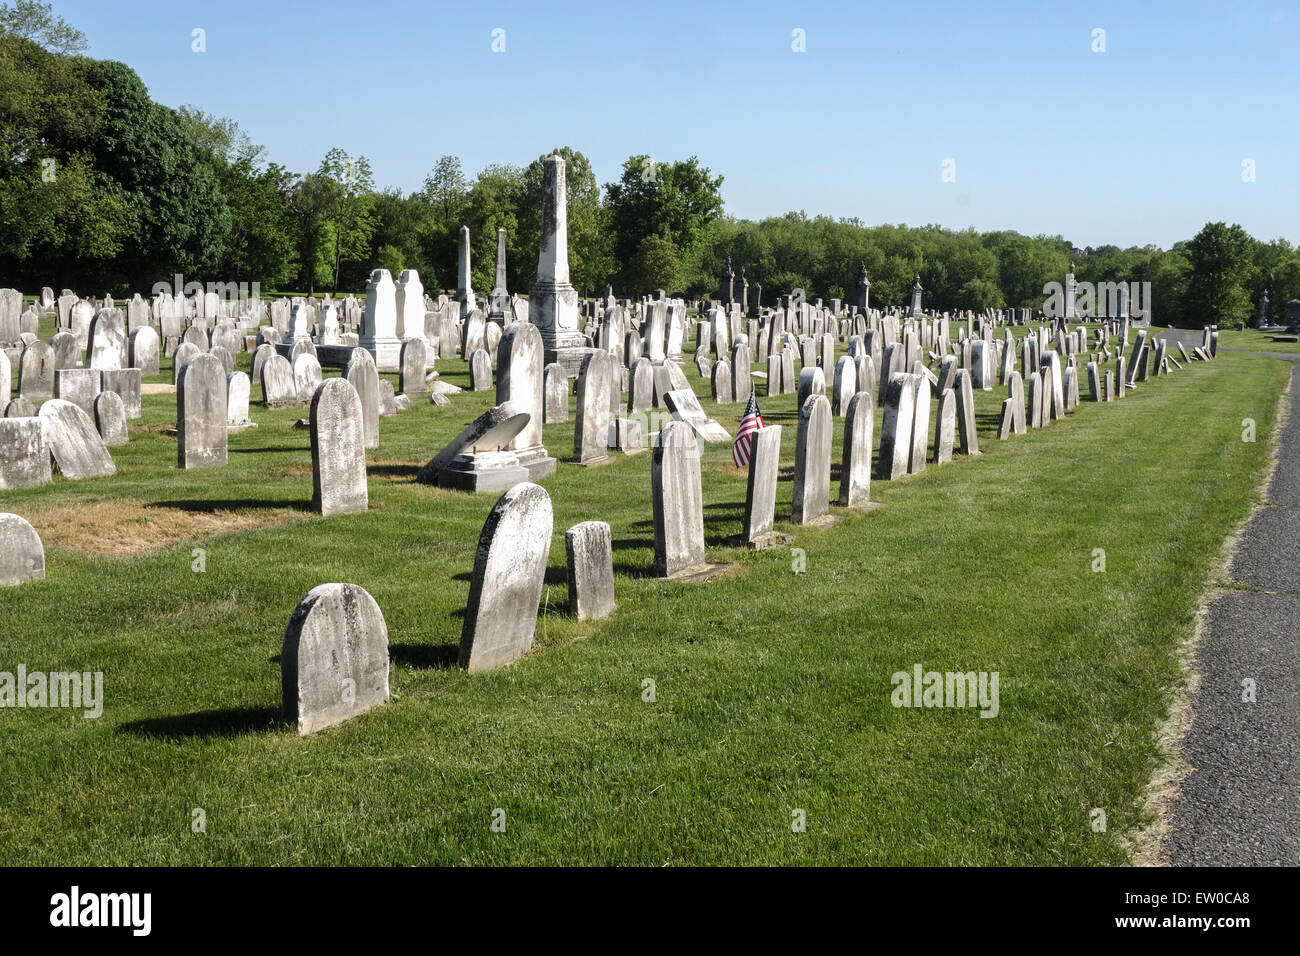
2;1;1298;326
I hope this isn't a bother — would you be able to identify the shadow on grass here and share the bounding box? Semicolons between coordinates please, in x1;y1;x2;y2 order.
229;446;309;454
368;463;421;479
390;642;460;670
148;499;312;513
120;706;283;740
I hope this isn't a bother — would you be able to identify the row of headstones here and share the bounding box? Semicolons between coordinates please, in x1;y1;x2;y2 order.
281;484;616;733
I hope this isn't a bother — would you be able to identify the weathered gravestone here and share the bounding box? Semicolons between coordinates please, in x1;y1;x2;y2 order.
741;424;788;548
293;353;323;404
459;482;553;672
877;372;917;481
102;368;142;420
416;403;530;492
4;397;35;418
226;371;251;427
345;349;379;449
281;583;389;735
54;368;100;415
651;421;708;577
261;353;296;407
399;337;428;396
543;363;568;421
0;513;45;586
88;310;127;370
93;391;128;446
496;321;554;479
574;350;613;466
565;520;615;621
49;331;78;370
955;369;980;455
171;342;201;385
38;399;115;479
0;418;50;489
209;345;235;378
792;393;833;525
908;375;932;475
310;379;368;517
177;353;227;469
663;388;730;443
838;392;875;507
18;341;54;400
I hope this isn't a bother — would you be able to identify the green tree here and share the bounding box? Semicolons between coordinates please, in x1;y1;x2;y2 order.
623;235;683;295
1185;222;1253;326
0;0;85;54
316;147;376;291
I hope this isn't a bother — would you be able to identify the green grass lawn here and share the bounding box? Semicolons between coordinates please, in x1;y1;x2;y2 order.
0;332;1288;865
1212;327;1300;354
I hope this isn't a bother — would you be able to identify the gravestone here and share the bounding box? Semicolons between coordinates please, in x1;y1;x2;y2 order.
0;418;50;489
416;403;530;492
5;397;35;418
102;368;142;419
293;353;323;404
281;583;389;735
792;394;833;525
742;424;786;547
543;363;568;421
651;421;707;577
732;343;752;402
496;321;554;479
955;369;980;455
93;391;128;446
711;359;732;404
171;342;201;385
565;520;615;621
574;350;614;466
18;341;55;399
628;358;653;414
470;348;494;391
49;331;78;370
38;399;115;479
226;371;251;427
908;375;932;475
838;392;874;507
0;513;45;586
663;388;730;443
345;349;380;449
399;337;428;396
310;379;368;516
877;372;917;480
54;368;101;415
177;353;227;469
459;482;553;671
209;344;235;378
933;388;956;463
797;366;826;410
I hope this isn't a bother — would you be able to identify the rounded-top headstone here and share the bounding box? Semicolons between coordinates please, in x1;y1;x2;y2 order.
281;582;389;735
37;398;116;479
93;390;128;446
0;513;45;585
310;378;368;517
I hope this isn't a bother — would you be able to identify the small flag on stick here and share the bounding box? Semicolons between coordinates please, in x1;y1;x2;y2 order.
732;392;764;467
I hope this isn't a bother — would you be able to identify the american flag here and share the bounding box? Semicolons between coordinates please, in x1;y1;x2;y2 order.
732;392;764;467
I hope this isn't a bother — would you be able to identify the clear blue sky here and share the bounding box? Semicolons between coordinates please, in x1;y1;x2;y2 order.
57;0;1300;249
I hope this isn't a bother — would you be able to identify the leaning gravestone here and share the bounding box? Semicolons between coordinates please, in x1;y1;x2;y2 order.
281;582;390;735
792;393;833;525
88;310;127;370
416;403;530;491
49;331;78;370
310;379;368;517
565;520;615;621
0;513;45;586
877;372;917;481
469;348;493;391
93;391;128;446
177;353;227;469
5;397;35;418
345;349;380;449
955;369;980;455
0;418;50;489
933;388;956;463
400;337;428;396
651;421;706;577
38;399;115;479
838;392;874;507
543;363;568;421
908;375;932;475
459;482;553;672
54;368;101;415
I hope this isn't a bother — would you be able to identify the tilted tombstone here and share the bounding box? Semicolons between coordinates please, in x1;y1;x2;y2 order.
877;372;917;481
651;421;707;576
792;393;832;524
0;418;50;489
743;424;784;545
177;353;227;469
954;369;980;455
1087;361;1101;402
310;378;368;516
934;388;956;462
93;390;128;445
459;482;553;671
38;399;115;479
0;513;45;586
0;349;8;404
628;357;653;413
838;392;874;507
565;520;615;621
182;324;208;352
5;397;35;418
732;343;752;402
797;365;826;410
574;350;614;466
344;349;380;449
416;402;530;491
281;583;389;735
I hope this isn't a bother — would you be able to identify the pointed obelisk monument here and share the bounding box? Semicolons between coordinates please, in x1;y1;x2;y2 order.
489;228;510;323
531;155;595;374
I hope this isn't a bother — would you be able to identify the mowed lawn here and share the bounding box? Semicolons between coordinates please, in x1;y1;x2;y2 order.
0;325;1288;865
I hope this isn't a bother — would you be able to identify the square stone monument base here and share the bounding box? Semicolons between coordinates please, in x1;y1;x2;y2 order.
436;450;530;493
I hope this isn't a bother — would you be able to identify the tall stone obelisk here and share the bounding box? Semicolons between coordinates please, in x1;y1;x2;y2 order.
488;228;510;323
530;155;593;374
457;226;476;318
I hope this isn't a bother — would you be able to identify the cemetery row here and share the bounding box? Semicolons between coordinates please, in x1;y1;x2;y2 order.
0;156;1221;737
